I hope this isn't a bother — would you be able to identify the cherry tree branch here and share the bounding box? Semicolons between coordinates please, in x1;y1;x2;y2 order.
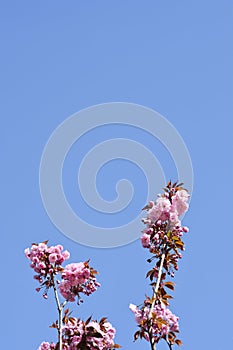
52;278;63;350
130;183;189;350
147;247;166;350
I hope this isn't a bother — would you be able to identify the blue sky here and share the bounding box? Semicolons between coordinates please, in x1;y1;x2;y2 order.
1;1;233;349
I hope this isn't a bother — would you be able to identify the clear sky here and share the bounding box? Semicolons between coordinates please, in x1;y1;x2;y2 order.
1;1;233;350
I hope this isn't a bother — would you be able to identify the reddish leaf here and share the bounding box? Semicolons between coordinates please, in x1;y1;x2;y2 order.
164;281;175;290
69;317;76;325
63;316;68;324
175;339;183;346
85;316;92;325
99;317;108;325
64;308;69;315
168;332;175;342
146;269;153;278
49;323;58;329
42;240;49;245
134;330;140;341
175;240;184;248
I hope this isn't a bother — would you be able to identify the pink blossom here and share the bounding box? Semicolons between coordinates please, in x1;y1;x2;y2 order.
171;189;189;216
38;262;46;269
141;233;150;248
169;211;181;228
48;245;62;254
148;197;171;223
62;250;70;260
129;303;146;324
58;262;100;302
48;253;57;263
148;206;160;222
37;342;55;350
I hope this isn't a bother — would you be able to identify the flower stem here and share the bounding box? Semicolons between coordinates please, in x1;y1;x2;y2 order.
147;248;166;350
52;278;63;350
166;340;173;350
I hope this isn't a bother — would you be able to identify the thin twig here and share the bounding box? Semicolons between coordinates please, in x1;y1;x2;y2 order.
52;278;63;350
147;246;166;350
166;340;173;350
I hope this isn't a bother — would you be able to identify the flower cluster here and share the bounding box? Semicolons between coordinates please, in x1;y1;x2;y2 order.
130;301;179;343
141;183;189;268
58;262;100;302
25;241;100;301
25;241;70;278
57;316;117;350
24;241;70;298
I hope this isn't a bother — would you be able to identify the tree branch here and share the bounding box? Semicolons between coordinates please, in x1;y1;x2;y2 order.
147;247;166;350
52;278;63;350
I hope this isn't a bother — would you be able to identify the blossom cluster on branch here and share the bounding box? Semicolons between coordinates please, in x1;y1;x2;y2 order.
25;242;99;302
25;242;120;350
58;262;100;303
130;181;190;349
49;314;116;350
129;299;179;341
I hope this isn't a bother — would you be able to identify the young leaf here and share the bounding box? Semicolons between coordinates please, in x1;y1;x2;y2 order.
64;308;69;315
134;330;140;341
164;281;175;290
69;317;76;325
42;240;49;245
175;339;183;346
85;316;92;325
